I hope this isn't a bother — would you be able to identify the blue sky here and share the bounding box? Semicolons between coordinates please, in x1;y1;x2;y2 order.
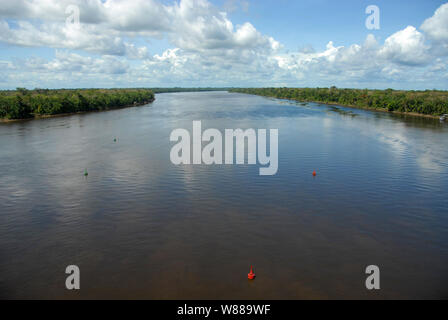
228;0;443;49
0;0;447;89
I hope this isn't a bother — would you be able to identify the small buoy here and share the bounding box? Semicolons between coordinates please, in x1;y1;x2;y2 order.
313;170;317;177
114;138;117;142
248;266;256;280
84;169;88;176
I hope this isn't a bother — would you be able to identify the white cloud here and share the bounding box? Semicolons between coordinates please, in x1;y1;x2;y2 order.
167;0;279;57
0;0;447;89
104;0;172;33
25;51;129;75
0;0;278;61
273;35;381;81
421;3;448;43
0;20;139;57
378;26;429;66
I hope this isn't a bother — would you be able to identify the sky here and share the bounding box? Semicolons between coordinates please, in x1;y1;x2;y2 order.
0;0;447;90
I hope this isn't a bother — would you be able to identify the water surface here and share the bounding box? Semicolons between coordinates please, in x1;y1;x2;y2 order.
0;91;447;299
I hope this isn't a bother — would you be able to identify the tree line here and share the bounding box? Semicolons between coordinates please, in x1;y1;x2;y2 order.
0;88;155;120
229;87;448;116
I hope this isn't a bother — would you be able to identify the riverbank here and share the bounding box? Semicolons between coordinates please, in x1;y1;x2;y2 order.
0;88;155;120
230;88;448;118
0;100;154;123
298;99;441;119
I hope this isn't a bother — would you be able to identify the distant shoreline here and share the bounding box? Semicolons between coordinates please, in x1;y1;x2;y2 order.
293;99;441;119
230;88;448;119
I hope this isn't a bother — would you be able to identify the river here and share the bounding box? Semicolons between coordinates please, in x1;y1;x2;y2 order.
0;91;447;299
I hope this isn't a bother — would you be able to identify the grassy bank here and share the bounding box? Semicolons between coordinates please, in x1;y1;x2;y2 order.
0;88;155;120
229;87;448;117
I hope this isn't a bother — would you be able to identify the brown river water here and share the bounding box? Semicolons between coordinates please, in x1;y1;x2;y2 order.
0;91;447;299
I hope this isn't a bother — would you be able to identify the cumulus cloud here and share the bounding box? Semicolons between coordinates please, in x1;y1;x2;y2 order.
0;0;447;89
104;0;172;33
271;26;443;88
421;3;448;43
167;0;279;54
0;20;136;56
274;35;380;79
0;0;277;57
21;51;129;75
0;0;105;23
378;26;429;66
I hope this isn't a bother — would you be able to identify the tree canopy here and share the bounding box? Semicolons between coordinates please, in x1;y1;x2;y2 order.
0;88;155;120
230;87;448;116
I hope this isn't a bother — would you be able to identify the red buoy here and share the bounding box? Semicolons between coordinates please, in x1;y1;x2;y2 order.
248;266;256;280
313;170;317;177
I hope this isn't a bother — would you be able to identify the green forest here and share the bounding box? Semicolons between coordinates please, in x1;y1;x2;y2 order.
3;87;448;120
230;87;448;116
0;88;155;120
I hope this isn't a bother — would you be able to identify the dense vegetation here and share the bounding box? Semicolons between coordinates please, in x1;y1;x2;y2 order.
4;86;446;119
230;87;448;116
0;88;155;120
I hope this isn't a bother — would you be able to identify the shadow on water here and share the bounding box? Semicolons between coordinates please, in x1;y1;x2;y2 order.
326;106;358;118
